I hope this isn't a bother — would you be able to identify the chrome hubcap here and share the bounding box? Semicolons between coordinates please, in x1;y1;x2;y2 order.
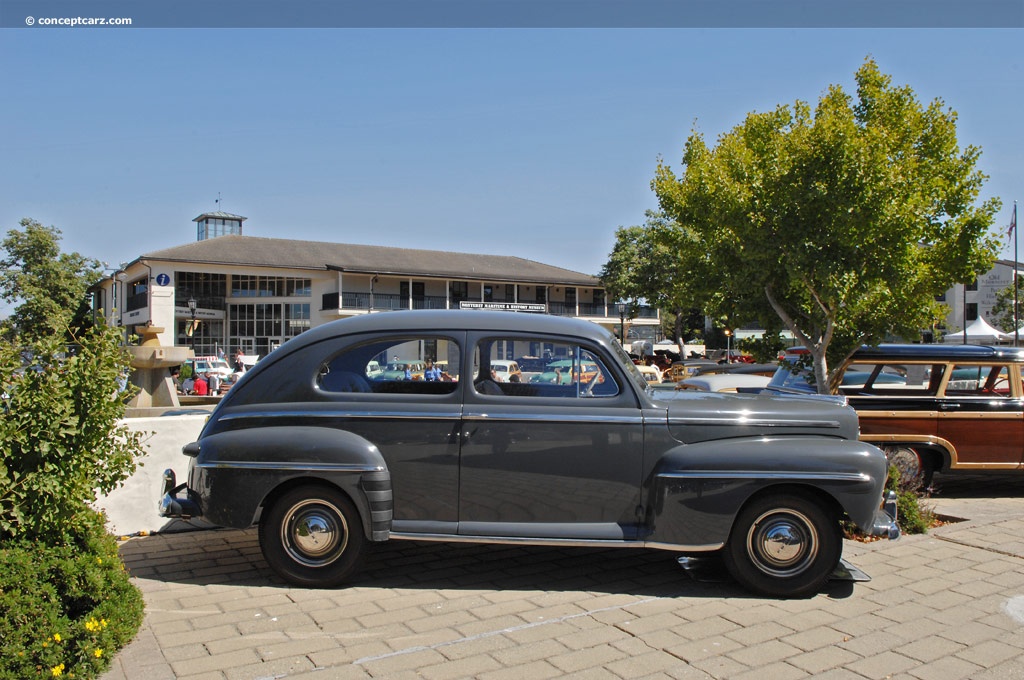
747;509;817;577
283;499;348;567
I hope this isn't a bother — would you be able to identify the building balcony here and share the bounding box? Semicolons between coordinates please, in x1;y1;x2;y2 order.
322;292;659;322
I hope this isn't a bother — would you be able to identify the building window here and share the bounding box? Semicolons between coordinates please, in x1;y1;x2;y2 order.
231;275;311;298
175;272;227;310
965;302;978;322
126;278;148;312
966;279;978;292
285;303;310;337
450;281;469;305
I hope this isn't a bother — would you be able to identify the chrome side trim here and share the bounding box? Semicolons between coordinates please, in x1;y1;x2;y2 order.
463;413;644;424
218;410;462;422
196;461;383;473
669;417;841;429
388;532;723;552
657;470;870;483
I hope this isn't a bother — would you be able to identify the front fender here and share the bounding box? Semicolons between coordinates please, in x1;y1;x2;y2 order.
188;426;392;540
646;436;889;549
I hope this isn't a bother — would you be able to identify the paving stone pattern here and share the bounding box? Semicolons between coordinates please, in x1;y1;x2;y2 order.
102;475;1024;680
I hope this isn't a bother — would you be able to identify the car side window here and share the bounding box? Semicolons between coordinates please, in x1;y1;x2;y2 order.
318;336;460;396
946;364;1012;397
472;338;619;398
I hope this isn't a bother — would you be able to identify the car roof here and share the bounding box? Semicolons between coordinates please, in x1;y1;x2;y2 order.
277;310;616;354
783;344;1024;363
854;344;1024;362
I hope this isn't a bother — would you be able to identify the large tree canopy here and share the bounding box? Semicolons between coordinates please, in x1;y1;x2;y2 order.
0;218;102;340
651;58;1001;393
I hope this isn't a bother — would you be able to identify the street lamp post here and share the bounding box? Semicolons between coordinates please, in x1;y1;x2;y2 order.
187;297;197;351
618;302;627;346
724;328;732;363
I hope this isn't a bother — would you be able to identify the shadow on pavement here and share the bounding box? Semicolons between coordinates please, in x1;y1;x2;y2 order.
928;472;1023;499
118;527;858;600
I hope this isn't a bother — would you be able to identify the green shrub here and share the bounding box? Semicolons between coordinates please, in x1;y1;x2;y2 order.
0;509;144;679
0;321;147;676
886;464;935;535
0;324;147;543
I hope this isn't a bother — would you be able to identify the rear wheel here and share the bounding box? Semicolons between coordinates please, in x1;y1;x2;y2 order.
722;492;841;598
884;446;933;491
258;486;365;588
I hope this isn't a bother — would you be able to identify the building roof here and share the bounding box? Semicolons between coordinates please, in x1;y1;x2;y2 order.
138;234;601;286
193;212;247;222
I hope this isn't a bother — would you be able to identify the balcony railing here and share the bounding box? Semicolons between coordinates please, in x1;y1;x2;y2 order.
322;292;659;320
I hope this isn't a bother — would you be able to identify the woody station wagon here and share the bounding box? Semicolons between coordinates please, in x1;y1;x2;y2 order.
161;311;898;598
768;344;1024;488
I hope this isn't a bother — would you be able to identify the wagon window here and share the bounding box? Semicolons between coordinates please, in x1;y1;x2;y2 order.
945;364;1013;398
317;335;460;395
472;337;619;398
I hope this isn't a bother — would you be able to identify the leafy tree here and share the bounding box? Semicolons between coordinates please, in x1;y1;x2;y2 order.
991;275;1024;337
0;218;102;341
600;211;702;344
652;58;1001;393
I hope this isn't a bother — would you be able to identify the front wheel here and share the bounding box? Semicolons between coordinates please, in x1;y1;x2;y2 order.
722;492;841;598
258;486;366;588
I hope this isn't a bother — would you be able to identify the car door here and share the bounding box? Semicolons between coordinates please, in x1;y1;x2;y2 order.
937;363;1024;470
315;332;465;534
458;333;645;541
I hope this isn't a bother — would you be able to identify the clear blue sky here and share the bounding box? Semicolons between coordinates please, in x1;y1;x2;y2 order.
1;29;1021;309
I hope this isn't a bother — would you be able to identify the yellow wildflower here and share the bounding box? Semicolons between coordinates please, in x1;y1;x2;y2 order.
94;649;104;658
51;663;65;676
53;633;62;642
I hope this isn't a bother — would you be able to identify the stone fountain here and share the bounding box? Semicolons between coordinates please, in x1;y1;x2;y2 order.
125;324;193;413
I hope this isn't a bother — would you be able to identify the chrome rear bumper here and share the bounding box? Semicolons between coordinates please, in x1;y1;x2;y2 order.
158;468;203;519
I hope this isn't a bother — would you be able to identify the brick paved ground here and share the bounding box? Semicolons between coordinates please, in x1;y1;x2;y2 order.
102;475;1024;680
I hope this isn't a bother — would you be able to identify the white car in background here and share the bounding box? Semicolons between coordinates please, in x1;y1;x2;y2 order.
490;360;522;382
676;373;770;393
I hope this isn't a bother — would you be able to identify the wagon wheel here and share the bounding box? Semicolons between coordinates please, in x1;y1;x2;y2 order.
722;492;841;598
884;446;932;491
258;485;366;588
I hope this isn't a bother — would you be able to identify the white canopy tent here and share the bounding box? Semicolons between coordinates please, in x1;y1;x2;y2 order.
941;316;1013;344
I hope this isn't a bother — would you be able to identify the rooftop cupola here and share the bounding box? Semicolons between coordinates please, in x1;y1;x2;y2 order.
194;211;246;241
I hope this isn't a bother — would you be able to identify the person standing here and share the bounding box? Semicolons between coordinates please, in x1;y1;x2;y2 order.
208;372;222;396
193;373;209;396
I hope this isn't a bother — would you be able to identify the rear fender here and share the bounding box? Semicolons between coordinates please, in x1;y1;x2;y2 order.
189;426;392;540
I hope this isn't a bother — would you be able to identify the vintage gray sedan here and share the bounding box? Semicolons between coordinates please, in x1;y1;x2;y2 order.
161;311;897;598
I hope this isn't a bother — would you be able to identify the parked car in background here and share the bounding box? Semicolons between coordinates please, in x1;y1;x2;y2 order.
380;360;425;381
489;359;522;383
189;356;233;380
636;364;663;385
365;361;384;379
767;344;1024;488
515;356;547;382
161;310;897;598
676;373;771;393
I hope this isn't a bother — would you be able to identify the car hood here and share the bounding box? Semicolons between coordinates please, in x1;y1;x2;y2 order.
656;389;859;444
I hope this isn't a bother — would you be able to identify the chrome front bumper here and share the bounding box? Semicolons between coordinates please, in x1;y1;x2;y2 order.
872;490;901;540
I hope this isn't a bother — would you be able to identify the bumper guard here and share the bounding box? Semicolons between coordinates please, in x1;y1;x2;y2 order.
158;468;202;519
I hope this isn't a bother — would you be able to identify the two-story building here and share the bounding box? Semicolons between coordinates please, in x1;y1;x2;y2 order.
93;212;659;360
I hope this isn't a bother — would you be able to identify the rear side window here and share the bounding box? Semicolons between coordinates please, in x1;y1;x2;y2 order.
472;337;620;398
318;335;460;396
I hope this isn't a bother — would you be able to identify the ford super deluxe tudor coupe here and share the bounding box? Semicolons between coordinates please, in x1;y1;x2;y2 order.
161;310;898;598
